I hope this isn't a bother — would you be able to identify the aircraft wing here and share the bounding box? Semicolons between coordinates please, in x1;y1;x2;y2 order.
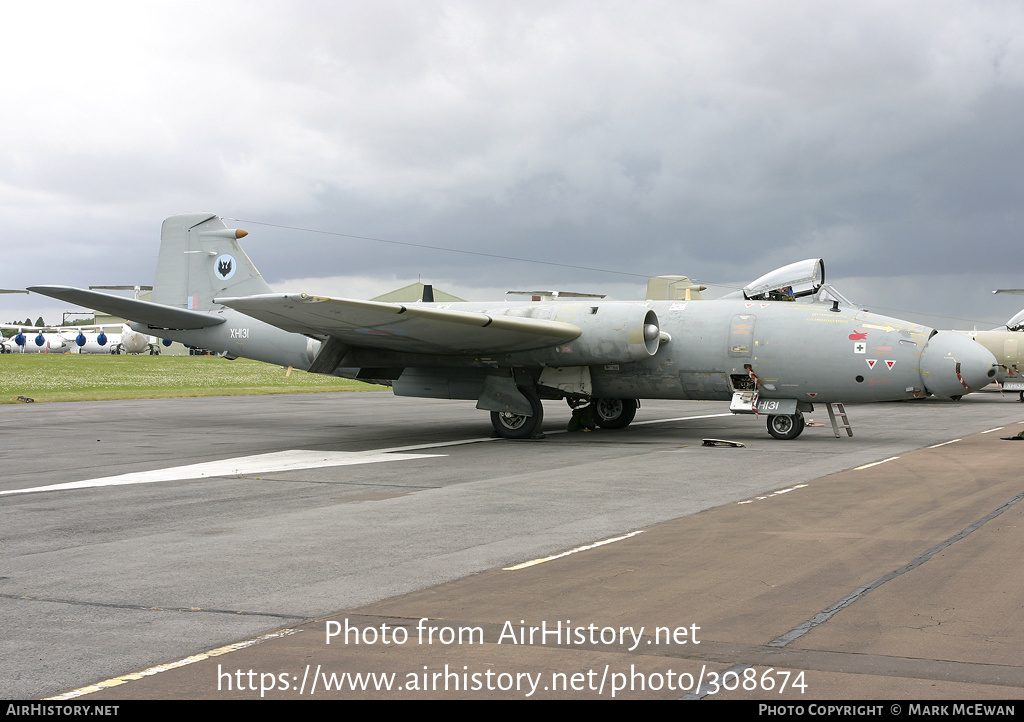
217;293;582;354
63;324;127;331
27;286;226;330
1;324;123;333
0;324;44;331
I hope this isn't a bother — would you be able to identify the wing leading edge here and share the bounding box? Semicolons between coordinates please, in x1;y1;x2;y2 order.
216;293;582;354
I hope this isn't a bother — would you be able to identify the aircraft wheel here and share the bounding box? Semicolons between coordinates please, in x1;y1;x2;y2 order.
767;412;804;440
490;391;543;439
592;398;638;429
950;395;962;402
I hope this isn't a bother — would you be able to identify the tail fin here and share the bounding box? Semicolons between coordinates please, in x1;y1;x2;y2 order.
151;213;272;311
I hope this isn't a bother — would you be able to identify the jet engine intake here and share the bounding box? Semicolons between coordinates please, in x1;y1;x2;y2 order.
561;306;663;365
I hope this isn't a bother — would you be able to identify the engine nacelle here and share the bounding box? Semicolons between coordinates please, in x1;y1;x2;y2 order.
545;304;663;365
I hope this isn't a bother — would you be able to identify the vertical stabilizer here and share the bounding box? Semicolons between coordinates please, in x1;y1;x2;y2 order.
151;213;272;311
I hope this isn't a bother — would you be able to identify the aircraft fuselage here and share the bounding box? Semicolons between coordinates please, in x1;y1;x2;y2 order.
134;297;991;408
34;211;996;440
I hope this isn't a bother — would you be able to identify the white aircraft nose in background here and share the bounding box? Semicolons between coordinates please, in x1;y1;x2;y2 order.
920;332;997;398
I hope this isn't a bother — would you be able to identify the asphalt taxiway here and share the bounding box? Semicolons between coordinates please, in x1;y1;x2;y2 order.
1;391;1022;699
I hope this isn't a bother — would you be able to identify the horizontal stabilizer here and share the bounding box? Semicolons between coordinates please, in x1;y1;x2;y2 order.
28;286;226;330
217;293;581;354
0;323;126;332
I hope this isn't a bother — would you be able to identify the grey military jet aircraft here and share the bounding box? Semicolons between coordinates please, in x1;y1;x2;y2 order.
29;213;997;440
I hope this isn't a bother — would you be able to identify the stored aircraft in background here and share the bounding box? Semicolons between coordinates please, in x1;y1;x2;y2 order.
0;283;166;354
87;286;165;354
951;295;1024;401
95;322;164;355
0;290;29;353
74;322;165;355
0;321;165;355
1;325;77;353
0;323;121;354
29;213;997;440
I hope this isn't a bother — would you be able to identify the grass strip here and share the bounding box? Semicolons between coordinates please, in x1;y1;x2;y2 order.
0;354;383;403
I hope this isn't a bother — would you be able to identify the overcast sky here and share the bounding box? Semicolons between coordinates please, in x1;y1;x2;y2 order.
3;0;1023;330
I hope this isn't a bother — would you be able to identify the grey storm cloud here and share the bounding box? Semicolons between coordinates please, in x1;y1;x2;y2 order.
2;0;1023;329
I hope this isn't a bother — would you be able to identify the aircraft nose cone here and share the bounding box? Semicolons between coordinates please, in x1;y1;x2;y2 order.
920;332;997;398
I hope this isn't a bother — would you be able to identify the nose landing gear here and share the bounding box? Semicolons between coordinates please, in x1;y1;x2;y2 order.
766;412;805;440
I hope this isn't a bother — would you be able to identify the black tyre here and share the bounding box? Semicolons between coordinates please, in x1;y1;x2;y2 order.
592;398;638;429
490;390;544;439
766;412;804;440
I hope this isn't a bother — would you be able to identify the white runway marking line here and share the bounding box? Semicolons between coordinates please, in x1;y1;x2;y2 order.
630;412;734;426
981;427;1005;434
0;448;449;496
541;412;734;437
45;628;299;700
928;439;962;448
503;530;645;570
853;456;900;470
0;413;731;497
737;484;809;505
0;413;736;498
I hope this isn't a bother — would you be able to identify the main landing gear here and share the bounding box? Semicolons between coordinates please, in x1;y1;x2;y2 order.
487;394;642;439
591;398;638;429
489;390;544;439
